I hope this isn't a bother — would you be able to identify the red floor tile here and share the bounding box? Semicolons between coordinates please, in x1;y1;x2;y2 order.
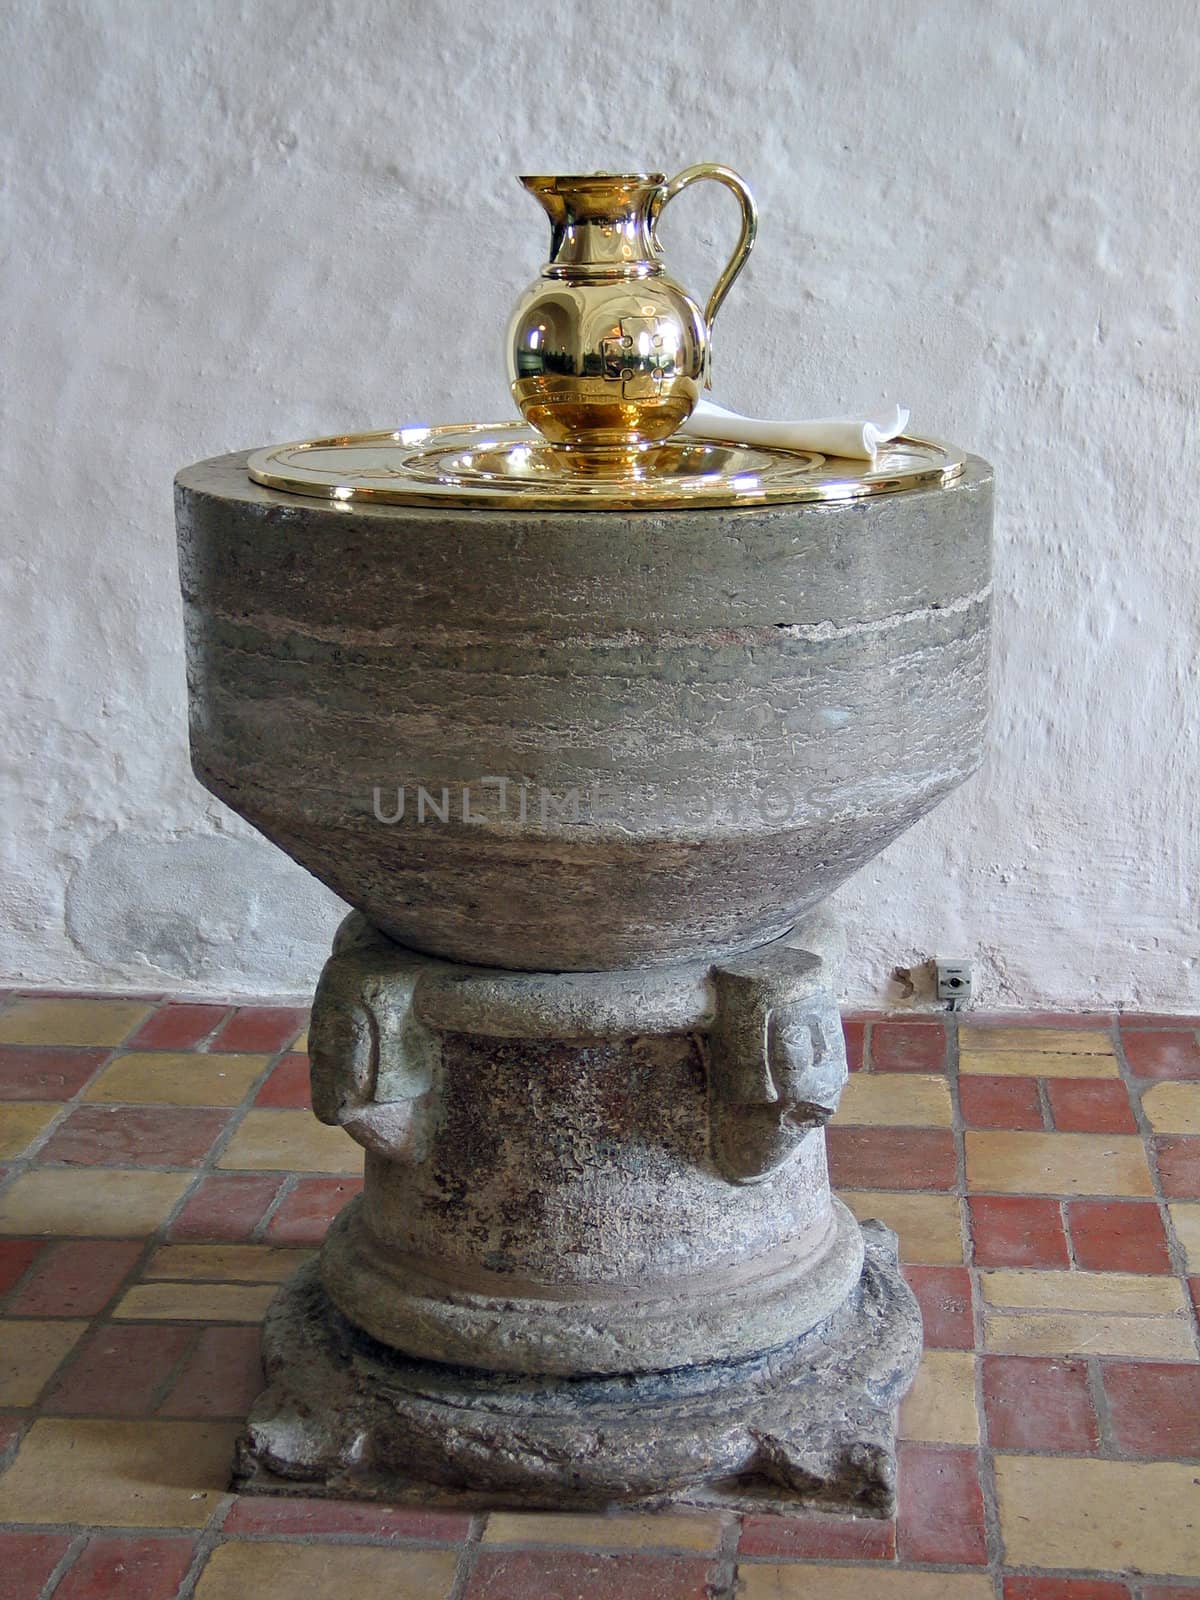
0;1531;74;1599
0;1046;108;1100
1066;1198;1172;1273
826;1127;957;1191
1122;1029;1200;1080
37;1105;230;1167
253;1052;312;1109
1153;1136;1200;1198
1101;1361;1200;1458
902;1265;975;1348
1141;1588;1200;1600
982;1355;1099;1452
843;1019;866;1072
465;1551;715;1599
127;1003;230;1051
1004;1580;1131;1600
0;1238;43;1295
211;1005;308;1054
739;1511;895;1558
969;1195;1070;1268
44;1325;192;1416
158;1326;263;1418
1045;1078;1137;1134
871;1020;947;1072
896;1442;987;1565
959;1074;1044;1129
7;1239;142;1316
223;1496;471;1539
53;1535;197;1600
264;1177;365;1244
167;1174;284;1242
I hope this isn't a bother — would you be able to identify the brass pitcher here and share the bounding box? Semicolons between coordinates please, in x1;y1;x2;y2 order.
508;165;757;458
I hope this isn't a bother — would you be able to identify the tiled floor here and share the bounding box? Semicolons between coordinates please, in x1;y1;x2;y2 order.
0;994;1197;1597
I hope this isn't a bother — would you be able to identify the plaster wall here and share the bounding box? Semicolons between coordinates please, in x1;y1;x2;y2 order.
1;0;1196;1008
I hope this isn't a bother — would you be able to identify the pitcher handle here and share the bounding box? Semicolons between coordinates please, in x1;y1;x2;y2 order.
656;163;758;387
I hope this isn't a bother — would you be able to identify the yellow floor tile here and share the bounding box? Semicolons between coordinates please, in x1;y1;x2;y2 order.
113;1281;278;1321
898;1350;979;1445
0;1102;59;1159
0;1419;237;1527
965;1131;1154;1196
143;1244;314;1282
0;997;154;1047
193;1542;457;1599
834;1074;953;1128
482;1510;726;1550
981;1269;1184;1314
1169;1202;1200;1270
958;1026;1114;1055
218;1109;364;1173
842;1192;964;1264
0;1320;88;1405
84;1052;270;1107
1142;1081;1200;1135
983;1307;1196;1359
739;1569;992;1600
960;1048;1117;1079
291;1027;309;1052
995;1455;1200;1576
0;1169;192;1236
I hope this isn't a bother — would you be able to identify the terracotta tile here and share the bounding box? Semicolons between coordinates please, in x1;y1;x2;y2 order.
870;1021;947;1073
53;1534;197;1600
834;1074;952;1127
740;1573;992;1600
842;1019;866;1071
217;1109;363;1173
1003;1581;1130;1600
981;1354;1099;1451
738;1510;895;1558
43;1324;193;1416
193;1541;458;1599
0;1418;236;1527
896;1441;987;1564
168;1174;284;1242
83;1052;269;1108
0;1531;74;1598
0;1319;88;1404
959;1026;1115;1055
1123;1029;1200;1080
0;1238;43;1295
1143;1081;1200;1135
1067;1198;1172;1273
1154;1136;1200;1198
1140;1588;1200;1600
482;1511;725;1550
159;1325;263;1418
113;1281;277;1321
1101;1360;1200;1457
128;1003;230;1050
827;1127;957;1191
983;1309;1195;1360
222;1495;470;1539
0;1046;108;1100
38;1105;230;1167
842;1192;964;1263
959;1074;1043;1130
1045;1078;1137;1134
899;1350;979;1444
263;1177;365;1244
253;1053;312;1109
211;1005;308;1055
969;1195;1070;1268
981;1268;1183;1314
903;1265;975;1348
994;1455;1200;1575
143;1243;311;1282
0;1169;192;1236
0;998;154;1048
1121;1013;1200;1029
965;1131;1155;1196
7;1239;142;1316
0;1102;58;1159
1169;1202;1200;1270
464;1550;712;1600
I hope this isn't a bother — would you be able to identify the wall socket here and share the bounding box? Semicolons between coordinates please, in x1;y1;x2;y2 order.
935;959;973;1011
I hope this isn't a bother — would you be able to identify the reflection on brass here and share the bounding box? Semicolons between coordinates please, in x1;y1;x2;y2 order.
507;166;757;458
246;426;964;512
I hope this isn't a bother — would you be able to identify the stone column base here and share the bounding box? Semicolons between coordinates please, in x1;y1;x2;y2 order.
235;1221;920;1517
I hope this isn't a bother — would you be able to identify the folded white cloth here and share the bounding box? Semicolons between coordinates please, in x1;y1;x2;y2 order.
679;399;910;462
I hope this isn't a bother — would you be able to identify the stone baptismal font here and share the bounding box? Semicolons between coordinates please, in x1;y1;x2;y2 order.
174;166;992;1515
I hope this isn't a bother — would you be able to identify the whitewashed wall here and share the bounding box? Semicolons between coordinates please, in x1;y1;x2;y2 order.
2;0;1196;1008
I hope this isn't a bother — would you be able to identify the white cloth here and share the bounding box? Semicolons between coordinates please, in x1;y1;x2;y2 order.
679;399;910;462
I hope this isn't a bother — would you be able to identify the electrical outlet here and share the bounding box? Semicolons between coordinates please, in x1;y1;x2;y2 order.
935;959;973;1011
